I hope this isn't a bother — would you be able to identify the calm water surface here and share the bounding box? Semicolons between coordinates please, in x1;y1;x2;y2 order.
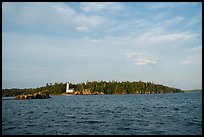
2;92;202;135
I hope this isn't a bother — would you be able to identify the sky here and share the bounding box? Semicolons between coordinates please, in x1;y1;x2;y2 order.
2;2;202;90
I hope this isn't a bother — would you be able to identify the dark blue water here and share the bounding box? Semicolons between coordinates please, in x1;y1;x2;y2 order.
2;92;202;135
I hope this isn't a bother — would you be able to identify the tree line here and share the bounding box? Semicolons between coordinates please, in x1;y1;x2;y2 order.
2;80;183;97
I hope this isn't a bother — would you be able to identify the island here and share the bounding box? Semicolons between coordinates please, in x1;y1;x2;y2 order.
2;80;184;97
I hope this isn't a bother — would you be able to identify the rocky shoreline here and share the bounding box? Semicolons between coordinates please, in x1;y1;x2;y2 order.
64;89;104;95
15;92;51;100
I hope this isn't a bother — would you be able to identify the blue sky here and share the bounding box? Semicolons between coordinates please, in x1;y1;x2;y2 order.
2;2;202;90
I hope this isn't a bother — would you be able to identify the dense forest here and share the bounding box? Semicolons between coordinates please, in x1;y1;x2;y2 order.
2;80;184;97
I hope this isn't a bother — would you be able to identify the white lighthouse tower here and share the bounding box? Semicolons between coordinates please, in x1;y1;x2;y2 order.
66;83;74;93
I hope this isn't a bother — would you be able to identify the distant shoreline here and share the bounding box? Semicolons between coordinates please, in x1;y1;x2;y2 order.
2;90;202;99
184;89;202;92
2;81;200;97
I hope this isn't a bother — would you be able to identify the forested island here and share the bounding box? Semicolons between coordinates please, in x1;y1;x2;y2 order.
2;80;184;97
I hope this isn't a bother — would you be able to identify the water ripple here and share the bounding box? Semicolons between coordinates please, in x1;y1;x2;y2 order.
2;92;202;135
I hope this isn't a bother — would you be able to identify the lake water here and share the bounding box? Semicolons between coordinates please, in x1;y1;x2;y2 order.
2;92;202;135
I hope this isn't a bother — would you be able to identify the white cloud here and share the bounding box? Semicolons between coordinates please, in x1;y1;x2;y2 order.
3;2;106;31
125;50;157;66
161;16;185;27
149;3;176;9
106;19;150;35
182;59;193;65
135;59;157;66
149;2;193;10
84;36;104;43
148;32;198;43
75;26;89;32
125;50;136;58
74;14;105;27
115;29;199;49
80;2;123;12
125;50;147;58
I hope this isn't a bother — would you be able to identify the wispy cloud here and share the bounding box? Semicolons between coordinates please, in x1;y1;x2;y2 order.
125;50;157;66
149;2;177;9
135;59;157;66
84;36;104;43
160;16;185;27
149;2;194;10
182;59;193;65
75;26;89;32
148;32;198;43
3;2;106;32
125;50;147;58
80;2;123;12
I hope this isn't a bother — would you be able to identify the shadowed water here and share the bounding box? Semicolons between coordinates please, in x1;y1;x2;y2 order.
2;91;202;135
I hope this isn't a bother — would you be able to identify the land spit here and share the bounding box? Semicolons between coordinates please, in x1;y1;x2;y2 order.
15;92;51;100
